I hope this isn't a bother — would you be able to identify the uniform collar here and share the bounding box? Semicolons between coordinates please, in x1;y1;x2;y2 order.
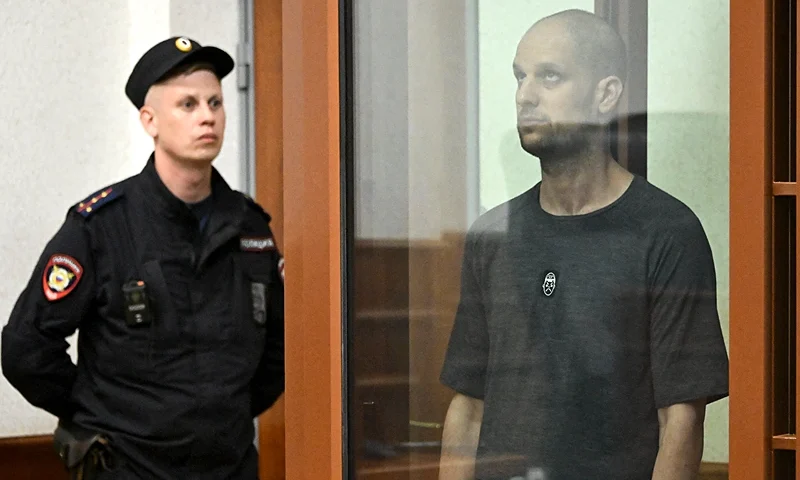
137;153;246;229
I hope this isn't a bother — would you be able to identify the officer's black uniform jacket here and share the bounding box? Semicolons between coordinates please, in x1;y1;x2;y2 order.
1;155;285;479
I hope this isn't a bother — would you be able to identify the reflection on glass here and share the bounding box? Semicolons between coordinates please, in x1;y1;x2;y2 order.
347;3;730;480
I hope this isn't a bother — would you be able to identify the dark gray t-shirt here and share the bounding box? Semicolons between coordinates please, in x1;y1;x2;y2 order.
440;175;729;480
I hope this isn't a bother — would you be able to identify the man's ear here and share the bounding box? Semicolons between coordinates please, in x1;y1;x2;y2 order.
139;106;158;139
595;75;624;116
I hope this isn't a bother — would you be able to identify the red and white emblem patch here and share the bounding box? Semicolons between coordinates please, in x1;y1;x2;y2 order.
42;254;83;301
278;257;284;283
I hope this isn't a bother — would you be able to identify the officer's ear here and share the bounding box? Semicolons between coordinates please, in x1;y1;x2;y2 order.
139;86;161;139
139;105;158;139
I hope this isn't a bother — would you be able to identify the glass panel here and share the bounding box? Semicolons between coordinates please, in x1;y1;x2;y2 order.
646;0;730;467
346;1;731;478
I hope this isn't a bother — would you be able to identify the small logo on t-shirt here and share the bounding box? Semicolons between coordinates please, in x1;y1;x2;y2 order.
542;271;557;297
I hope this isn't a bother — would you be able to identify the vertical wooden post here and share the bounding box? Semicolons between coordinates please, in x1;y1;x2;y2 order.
729;0;771;478
253;0;286;478
282;0;343;478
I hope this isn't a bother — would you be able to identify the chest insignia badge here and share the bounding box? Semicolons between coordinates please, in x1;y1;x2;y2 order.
542;271;557;297
240;236;275;252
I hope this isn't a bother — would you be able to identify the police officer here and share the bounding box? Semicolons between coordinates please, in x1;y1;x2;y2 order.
1;36;284;479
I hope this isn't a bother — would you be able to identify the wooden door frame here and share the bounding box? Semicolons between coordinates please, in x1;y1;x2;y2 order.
729;0;771;478
253;0;343;478
253;0;286;479
281;0;344;478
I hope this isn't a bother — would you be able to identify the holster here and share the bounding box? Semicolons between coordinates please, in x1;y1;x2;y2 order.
53;421;115;480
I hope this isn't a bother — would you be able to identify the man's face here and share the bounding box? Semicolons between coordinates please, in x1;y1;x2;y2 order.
513;20;598;158
142;69;226;165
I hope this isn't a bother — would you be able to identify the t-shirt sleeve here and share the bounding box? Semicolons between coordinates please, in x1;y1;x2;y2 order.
440;231;489;400
649;216;729;409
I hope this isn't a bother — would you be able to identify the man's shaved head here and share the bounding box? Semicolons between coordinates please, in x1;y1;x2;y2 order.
513;9;627;160
529;9;627;85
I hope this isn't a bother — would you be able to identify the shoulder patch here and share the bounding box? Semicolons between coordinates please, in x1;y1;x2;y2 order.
242;193;272;222
42;254;83;301
74;187;122;218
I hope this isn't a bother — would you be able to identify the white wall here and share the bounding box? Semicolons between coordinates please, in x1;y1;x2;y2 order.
171;0;243;190
0;0;244;438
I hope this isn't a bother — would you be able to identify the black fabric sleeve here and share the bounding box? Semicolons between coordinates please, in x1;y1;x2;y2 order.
250;248;285;417
440;232;490;400
1;211;95;420
648;216;729;409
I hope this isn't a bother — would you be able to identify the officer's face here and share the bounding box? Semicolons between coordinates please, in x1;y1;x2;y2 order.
513;20;599;158
143;69;226;164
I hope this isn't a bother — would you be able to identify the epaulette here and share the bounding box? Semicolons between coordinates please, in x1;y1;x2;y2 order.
74;186;123;218
242;193;272;222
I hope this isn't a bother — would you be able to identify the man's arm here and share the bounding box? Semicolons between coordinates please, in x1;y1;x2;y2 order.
439;393;484;480
647;217;728;478
1;212;94;420
651;399;706;480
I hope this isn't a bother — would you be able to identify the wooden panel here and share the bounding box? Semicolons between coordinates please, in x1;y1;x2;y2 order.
774;182;798;196
408;234;465;442
729;0;771;478
795;7;800;480
699;462;729;480
282;0;342;477
254;0;284;245
253;0;285;479
407;234;465;480
348;236;464;480
773;434;797;451
0;435;67;480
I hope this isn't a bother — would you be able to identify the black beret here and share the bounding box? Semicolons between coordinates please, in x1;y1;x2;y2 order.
125;36;235;109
